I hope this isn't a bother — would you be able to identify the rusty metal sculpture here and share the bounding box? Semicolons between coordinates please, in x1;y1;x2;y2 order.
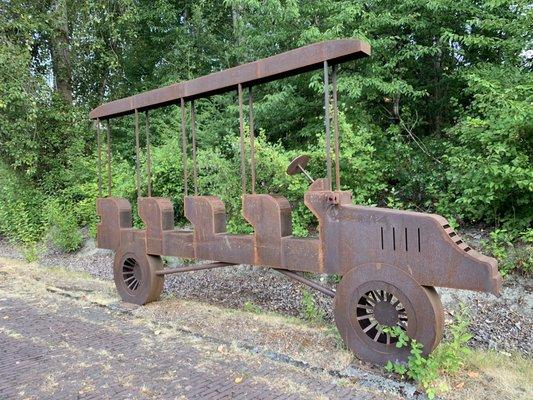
90;39;502;365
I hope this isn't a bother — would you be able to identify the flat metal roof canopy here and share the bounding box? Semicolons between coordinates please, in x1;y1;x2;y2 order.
89;39;371;120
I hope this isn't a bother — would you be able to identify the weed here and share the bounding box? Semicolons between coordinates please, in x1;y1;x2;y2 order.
243;301;262;314
327;274;341;284
300;288;325;325
384;306;473;399
22;243;41;263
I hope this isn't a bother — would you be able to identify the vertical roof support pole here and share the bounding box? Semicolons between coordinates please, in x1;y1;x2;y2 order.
248;87;256;194
96;118;103;197
238;83;247;195
190;100;198;196
106;120;112;196
323;60;332;190
180;98;189;197
332;64;341;191
145;111;152;197
134;109;141;198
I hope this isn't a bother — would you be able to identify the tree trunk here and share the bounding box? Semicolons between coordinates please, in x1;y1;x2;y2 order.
432;38;443;136
50;0;72;104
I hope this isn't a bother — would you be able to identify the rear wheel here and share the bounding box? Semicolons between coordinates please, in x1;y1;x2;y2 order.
334;264;444;365
113;247;164;305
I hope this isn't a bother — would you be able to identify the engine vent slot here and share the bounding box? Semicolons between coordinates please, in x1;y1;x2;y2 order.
442;223;471;253
379;227;423;253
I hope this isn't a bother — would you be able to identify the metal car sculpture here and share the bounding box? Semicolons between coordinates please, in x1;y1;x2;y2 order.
90;39;502;365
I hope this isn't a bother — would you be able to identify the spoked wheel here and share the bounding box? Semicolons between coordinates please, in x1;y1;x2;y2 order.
334;264;444;365
113;245;164;305
121;258;142;293
356;289;409;345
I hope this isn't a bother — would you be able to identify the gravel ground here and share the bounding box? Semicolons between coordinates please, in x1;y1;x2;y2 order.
1;234;531;357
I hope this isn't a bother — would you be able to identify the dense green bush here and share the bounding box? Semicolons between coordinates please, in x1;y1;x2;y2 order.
440;66;532;229
0;164;46;245
43;199;83;253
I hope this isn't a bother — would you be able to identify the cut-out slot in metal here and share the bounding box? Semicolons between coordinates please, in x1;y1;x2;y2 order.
443;224;450;229
417;228;421;252
380;227;384;250
392;227;396;251
405;227;408;251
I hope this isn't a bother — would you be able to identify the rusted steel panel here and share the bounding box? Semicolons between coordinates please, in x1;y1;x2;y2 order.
96;197;132;250
138;197;174;255
89;39;370;120
281;237;320;273
332;204;502;295
99;191;501;297
162;230;195;259
184;196;254;264
243;194;292;267
304;189;352;273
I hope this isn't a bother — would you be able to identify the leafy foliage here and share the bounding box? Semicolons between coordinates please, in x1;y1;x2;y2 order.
0;1;530;273
384;306;473;399
43;199;83;253
441;65;532;227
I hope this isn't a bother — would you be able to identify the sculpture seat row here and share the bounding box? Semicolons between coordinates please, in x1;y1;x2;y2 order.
97;194;322;272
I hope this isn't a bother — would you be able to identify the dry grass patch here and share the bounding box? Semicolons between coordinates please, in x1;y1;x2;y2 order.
444;350;532;400
133;296;354;371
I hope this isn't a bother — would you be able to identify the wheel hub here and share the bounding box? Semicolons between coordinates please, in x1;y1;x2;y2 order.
373;301;399;326
122;257;141;292
355;289;409;344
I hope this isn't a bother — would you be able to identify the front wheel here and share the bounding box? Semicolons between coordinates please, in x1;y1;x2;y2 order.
113;244;164;305
333;264;444;365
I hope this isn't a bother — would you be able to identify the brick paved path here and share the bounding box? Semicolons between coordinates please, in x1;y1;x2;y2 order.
0;279;396;399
